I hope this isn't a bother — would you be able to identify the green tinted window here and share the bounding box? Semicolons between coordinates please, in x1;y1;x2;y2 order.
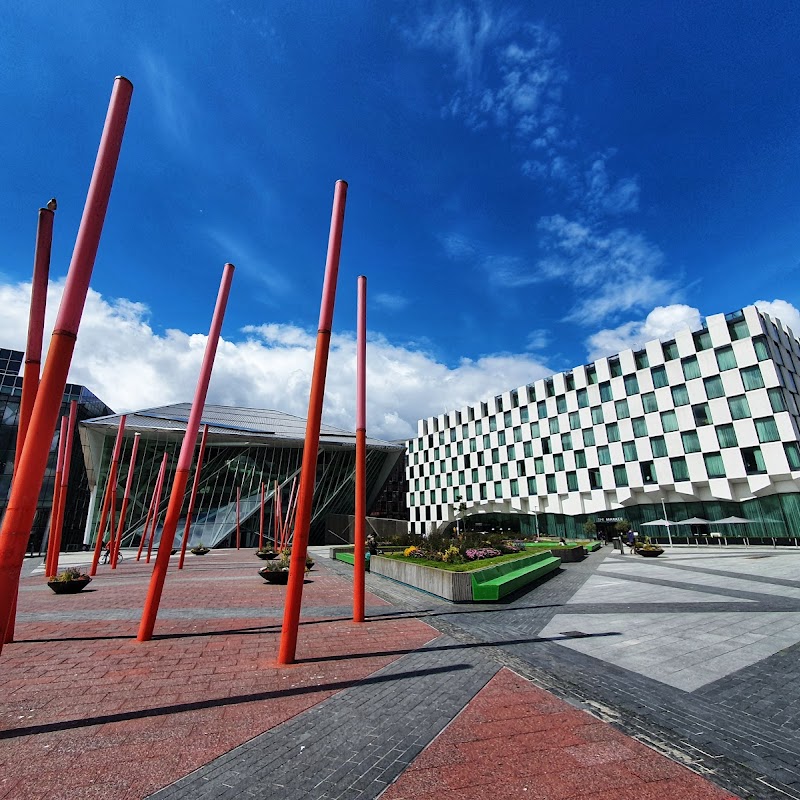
716;424;738;448
728;395;751;419
704;375;725;399
704;452;725;478
613;464;628;487
574;450;587;469
681;431;701;453
642;392;658;413
632;417;648;437
661;410;678;432
651;436;668;457
670;457;689;481
652;365;668;388
741;365;764;391
583;428;595;447
597;446;611;465
755;417;780;443
615;399;630;419
622;441;638;461
671;384;690;406
606;422;620;442
716;345;737;371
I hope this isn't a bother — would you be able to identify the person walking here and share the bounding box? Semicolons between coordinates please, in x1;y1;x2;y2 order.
627;529;636;554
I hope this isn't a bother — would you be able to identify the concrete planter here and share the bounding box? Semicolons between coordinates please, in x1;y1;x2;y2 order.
369;556;473;602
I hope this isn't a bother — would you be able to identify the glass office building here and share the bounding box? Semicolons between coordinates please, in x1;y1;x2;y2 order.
81;403;404;548
407;306;800;541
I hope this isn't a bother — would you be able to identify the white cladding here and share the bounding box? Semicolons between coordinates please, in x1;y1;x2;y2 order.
407;306;800;533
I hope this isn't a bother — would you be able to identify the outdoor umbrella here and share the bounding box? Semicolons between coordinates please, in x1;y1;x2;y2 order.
674;517;710;524
716;516;749;524
641;518;675;546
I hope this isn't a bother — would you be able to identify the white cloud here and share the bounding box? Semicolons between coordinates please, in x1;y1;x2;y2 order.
0;279;553;441
373;293;409;312
754;299;800;337
585;304;703;361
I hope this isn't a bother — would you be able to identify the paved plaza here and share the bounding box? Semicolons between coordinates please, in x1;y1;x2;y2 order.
2;544;800;798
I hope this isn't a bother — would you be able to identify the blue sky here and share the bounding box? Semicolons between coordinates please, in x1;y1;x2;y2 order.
2;1;800;440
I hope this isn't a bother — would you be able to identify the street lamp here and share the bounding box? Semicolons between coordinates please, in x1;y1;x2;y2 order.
454;492;461;537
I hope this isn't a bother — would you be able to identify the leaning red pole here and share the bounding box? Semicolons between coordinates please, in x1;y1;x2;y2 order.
48;400;78;577
0;76;132;652
258;482;265;552
90;415;126;575
353;275;367;623
136;453;166;561
236;486;241;550
138;263;234;642
112;432;140;568
278;180;348;665
14;206;54;476
45;416;68;578
178;424;209;570
145;452;168;564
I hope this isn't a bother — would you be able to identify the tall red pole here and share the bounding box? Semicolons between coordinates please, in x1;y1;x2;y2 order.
44;417;68;578
145;452;168;564
353;275;367;623
136;454;166;561
274;480;280;551
236;486;241;550
178;424;209;570
89;415;126;575
111;432;140;568
138;263;234;642
48;400;78;577
278;180;348;664
0;76;132;652
281;477;298;551
258;481;265;552
15;205;54;476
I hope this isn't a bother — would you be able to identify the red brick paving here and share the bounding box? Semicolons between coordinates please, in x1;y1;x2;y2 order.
380;668;739;800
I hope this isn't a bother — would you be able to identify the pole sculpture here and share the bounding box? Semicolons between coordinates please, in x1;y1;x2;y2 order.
258;481;265;552
353;275;367;622
44;417;68;579
47;400;78;578
0;76;133;653
278;180;348;665
236;486;241;550
138;263;234;642
136;453;166;561
112;432;140;567
178;424;209;569
89;415;126;575
273;480;281;551
15;204;55;475
145;452;168;564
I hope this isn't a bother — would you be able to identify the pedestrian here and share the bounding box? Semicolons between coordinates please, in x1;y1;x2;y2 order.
627;530;636;554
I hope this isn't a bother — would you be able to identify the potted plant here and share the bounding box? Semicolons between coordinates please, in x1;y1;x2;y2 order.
190;542;210;555
256;547;279;560
47;567;92;594
635;537;664;558
258;550;312;584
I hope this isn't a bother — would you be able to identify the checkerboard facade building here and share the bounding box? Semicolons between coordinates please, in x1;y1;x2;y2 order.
407;306;800;538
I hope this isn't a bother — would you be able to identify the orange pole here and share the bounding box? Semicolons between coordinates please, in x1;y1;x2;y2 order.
178;424;209;570
281;477;298;551
278;180;347;664
145;452;168;564
111;432;140;568
15;206;54;476
236;486;241;550
353;275;367;623
48;400;78;577
274;480;280;551
258;481;265;551
138;263;234;642
89;415;126;575
136;457;164;561
45;416;68;578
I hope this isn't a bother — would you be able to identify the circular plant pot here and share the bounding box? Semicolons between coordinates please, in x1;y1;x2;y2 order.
47;577;91;594
638;549;664;558
191;548;209;556
259;568;290;584
256;551;278;560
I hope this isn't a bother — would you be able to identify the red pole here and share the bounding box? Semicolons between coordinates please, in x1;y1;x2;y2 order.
0;72;131;650
274;480;280;551
45;416;68;578
136;455;164;561
281;477;298;551
145;452;168;564
236;486;241;550
178;424;209;570
354;275;367;623
48;400;79;577
258;482;265;552
278;180;348;665
138;263;234;642
111;432;140;568
15;206;54;476
89;415;127;575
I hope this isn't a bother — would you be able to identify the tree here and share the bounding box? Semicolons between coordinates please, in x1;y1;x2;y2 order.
583;520;596;537
614;520;631;535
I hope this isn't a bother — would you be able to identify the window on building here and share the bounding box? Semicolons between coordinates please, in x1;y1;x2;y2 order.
624;374;640;396
606;422;621;442
489;416;497;432
534;458;544;474
516;460;525;477
527;476;537;494
498;430;506;446
523;441;533;458
716;345;737;371
481;401;489;417
753;335;770;361
662;341;679;361
472;468;479;483
597;445;611;465
556;395;567;413
784;442;800;471
504;411;513;427
510;389;519;408
462;423;468;438
704;375;725;399
693;330;712;351
769;387;787;412
632;416;648;437
501;463;510;479
599;381;612;402
682;356;701;381
527;385;536;403
652;365;668;388
466;485;473;500
635;350;649;369
661;410;678;432
545;378;555;397
670;457;689;481
577;388;589;408
491;448;500;464
704;452;726;478
495;395;503;413
537;401;548;419
716;423;738;448
575;449;587;468
642;391;658;413
561;432;573;450
553;454;565;471
520;407;530;423
613;464;629;487
681;431;701;453
591;406;604;424
641;461;657;484
470;438;477;453
483;434;491;449
692;403;712;427
741;365;765;391
569;411;581;430
541;438;552;454
495;482;504;499
567;471;578;491
506;444;516;460
510;479;519;497
586;365;598;384
651;435;668;457
728;394;751;419
728;317;750;341
622;441;638;461
671;384;690;406
549;417;560;434
755;417;780;443
565;372;575;391
742;446;766;474
486;466;494;480
589;469;602;489
583;428;596;447
609;357;623;377
480;484;488;500
615;399;630;419
457;441;464;455
475;420;483;435
530;422;540;438
511;426;521;443
545;474;557;493
451;428;457;442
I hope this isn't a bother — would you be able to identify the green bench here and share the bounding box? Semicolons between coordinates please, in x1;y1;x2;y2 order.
471;551;561;601
334;552;369;571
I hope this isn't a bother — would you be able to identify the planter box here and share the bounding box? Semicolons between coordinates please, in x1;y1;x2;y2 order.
369;556;474;602
547;546;585;563
259;568;290;584
48;577;91;594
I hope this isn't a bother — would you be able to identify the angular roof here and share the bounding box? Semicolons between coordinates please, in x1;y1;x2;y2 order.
82;402;401;451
